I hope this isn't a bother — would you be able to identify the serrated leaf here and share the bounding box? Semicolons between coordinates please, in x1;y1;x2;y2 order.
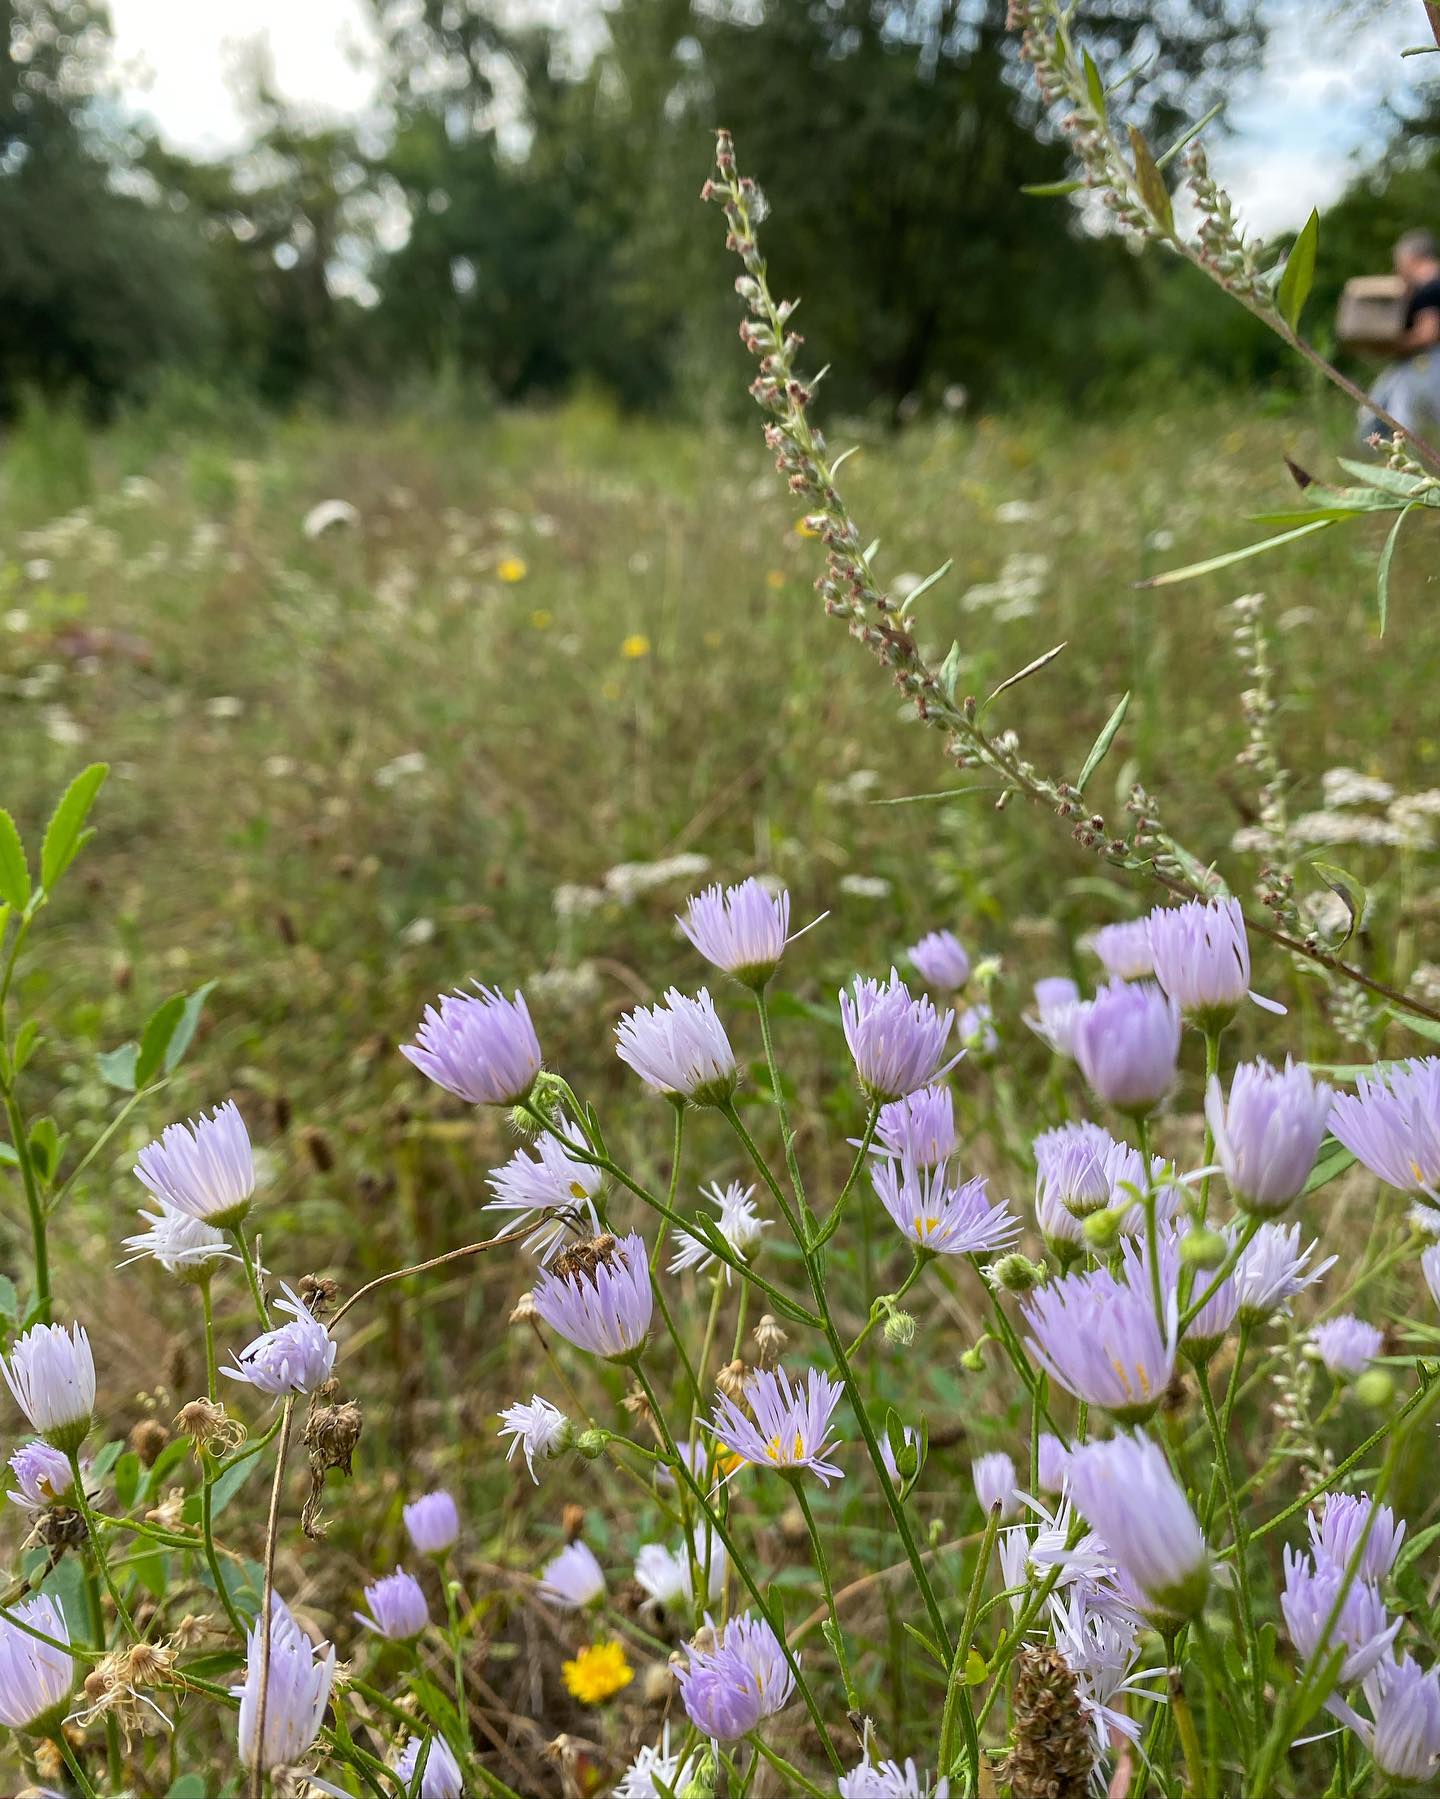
1377;500;1421;636
1277;209;1319;332
135;992;187;1089
986;641;1067;706
0;809;30;912
1021;178;1086;197
1082;48;1105;118
1128;126;1173;234
1136;518;1338;587
97;1042;139;1093
39;763;107;896
1311;860;1365;945
1076;691;1130;794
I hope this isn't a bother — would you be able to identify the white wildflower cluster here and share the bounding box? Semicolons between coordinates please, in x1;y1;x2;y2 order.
961;551;1051;622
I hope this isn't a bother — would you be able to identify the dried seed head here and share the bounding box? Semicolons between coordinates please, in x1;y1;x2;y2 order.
175;1398;246;1455
128;1418;170;1467
752;1314;787;1367
715;1359;751;1401
173;1613;214;1650
1002;1644;1095;1799
145;1487;185;1531
304;1390;363;1474
298;1273;339;1316
509;1292;538;1327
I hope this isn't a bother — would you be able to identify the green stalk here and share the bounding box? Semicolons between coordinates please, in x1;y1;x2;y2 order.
750;1736;830;1799
755;987;812;1223
68;1450;134;1637
442;1567;472;1752
231;1226;270;1329
937;1499;1001;1774
793;1480;858;1708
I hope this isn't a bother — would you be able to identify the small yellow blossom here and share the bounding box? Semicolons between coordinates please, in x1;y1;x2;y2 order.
530;609;553;630
765;569;786;590
793;517;819;538
562;1638;633;1704
497;556;528;583
620;633;651;660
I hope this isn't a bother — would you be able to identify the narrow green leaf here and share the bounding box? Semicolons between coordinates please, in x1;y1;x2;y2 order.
96;1042;139;1093
1128;126;1173;234
1248;505;1398;528
986;641;1067;706
1335;458;1437;498
1377;500;1421;636
0;809;30;912
1136;518;1338;588
1388;1008;1440;1046
39;763;108;896
1276;209;1319;331
1310;860;1366;945
937;640;964;704
1155;101;1222;169
896;558;953;614
11;1019;39;1074
26;1118;58;1184
1076;691;1131;794
0;1274;18;1322
1082;48;1106;118
901;1621;947;1668
135;992;187;1090
1020;178;1086;197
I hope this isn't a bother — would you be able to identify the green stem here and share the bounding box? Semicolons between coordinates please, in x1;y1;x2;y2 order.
1197;1369;1260;1721
794;1480;858;1708
442;1564;472;1752
750;1735;831;1799
755;986;811;1222
201;1274;218;1402
4;1086;50;1324
57;1735;100;1799
201;1452;250;1638
69;1449;135;1637
1197;1027;1223;1221
938;1500;1000;1776
231;1226;270;1329
845;1253;925;1359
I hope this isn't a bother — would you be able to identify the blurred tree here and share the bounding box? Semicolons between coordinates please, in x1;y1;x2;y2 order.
0;0;216;413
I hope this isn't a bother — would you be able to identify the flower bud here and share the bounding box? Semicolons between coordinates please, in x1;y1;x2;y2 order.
883;1309;917;1347
1180;1228;1228;1271
990;1253;1046;1294
575;1429;608;1460
1354;1369;1395;1409
960;1343;987;1373
1083;1207;1123;1249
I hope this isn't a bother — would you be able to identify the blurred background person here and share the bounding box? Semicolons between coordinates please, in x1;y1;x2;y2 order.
1359;228;1440;440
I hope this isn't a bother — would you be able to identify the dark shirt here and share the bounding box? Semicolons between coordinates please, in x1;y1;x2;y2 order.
1404;275;1440;330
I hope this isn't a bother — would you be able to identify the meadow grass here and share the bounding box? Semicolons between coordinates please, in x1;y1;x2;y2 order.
0;385;1434;1786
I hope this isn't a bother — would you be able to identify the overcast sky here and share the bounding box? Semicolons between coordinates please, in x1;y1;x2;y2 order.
103;0;1431;237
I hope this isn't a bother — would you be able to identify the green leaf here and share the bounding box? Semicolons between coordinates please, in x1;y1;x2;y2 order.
1276;209;1319;332
1389;1008;1440;1046
97;1042;139;1093
937;640;965;704
1395;1518;1440;1577
1082;48;1106;118
26;1117;58;1184
112;1451;141;1512
182;1450;262;1527
168;1778;213;1798
1302;1141;1356;1196
1335;458;1438;498
1128;126;1173;234
1310;860;1366;945
0;809;30;912
166;979;216;1072
0;1140;18;1168
962;1649;990;1685
135;993;187;1089
39;763;108;896
0;1275;18;1324
1155;102;1222;169
1136;518;1338;588
1377;500;1421;635
1020;178;1086;197
11;1019;39;1073
1076;691;1130;794
986;641;1067;706
896;559;953;614
901;1620;947;1668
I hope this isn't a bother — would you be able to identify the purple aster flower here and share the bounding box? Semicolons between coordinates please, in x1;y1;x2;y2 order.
1234;1223;1335;1325
1090;920;1154;980
669;1181;768;1280
1037;1432;1071;1494
1207;1058;1333;1216
120;1204;234;1282
1022;1251;1175;1422
395;1736;464;1799
1104;1142;1187;1235
1310;1494;1406;1582
1;1321;94;1453
1146;896;1252;1026
719;1611;793;1716
635;1530;727;1607
1034;1121;1116;1220
530;1230;654;1359
1311;1314;1384;1379
222;1285;336;1398
1066;1430;1209;1620
1026;976;1084;1057
403;1490;459;1556
1330;1058;1440;1196
134;1099;256;1227
957;1002;997;1055
0;1594;73;1731
679;878;791;987
485;1119;602;1264
538;1541;605;1609
615;989;737;1105
7;1441;75;1509
498;1395;571;1482
972;1451;1019;1519
870;1157;1019;1258
840;970;957;1102
616;1723;699;1799
1071;979;1181;1116
710;1364;844;1485
1281;1547;1398;1683
874;1086;959;1169
675;1637;764;1741
234;1595;336;1773
355;1567;429;1640
1334;1654;1440;1785
1034;1175;1087;1259
1425;1242;1440;1311
907;928;971;990
402;984;542;1107
839;1758;951;1797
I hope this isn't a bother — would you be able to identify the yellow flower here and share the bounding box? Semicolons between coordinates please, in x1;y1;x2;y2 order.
793;517;819;538
530;609;553;630
497;556;528;583
562;1639;633;1705
765;569;786;590
620;633;651;660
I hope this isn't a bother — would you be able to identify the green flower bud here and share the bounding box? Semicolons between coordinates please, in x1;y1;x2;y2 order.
991;1253;1047;1294
884;1309;917;1347
574;1428;608;1460
1180;1227;1228;1271
1083;1207;1123;1249
1354;1369;1395;1409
